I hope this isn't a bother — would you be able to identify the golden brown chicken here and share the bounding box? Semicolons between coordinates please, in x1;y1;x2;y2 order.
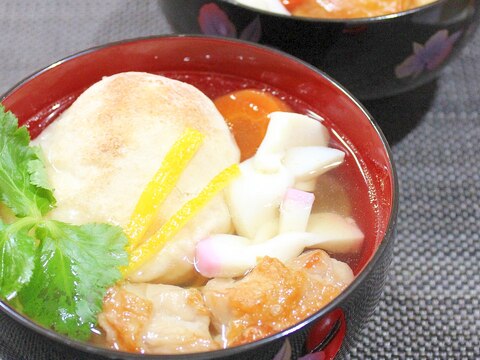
202;250;353;346
98;283;220;354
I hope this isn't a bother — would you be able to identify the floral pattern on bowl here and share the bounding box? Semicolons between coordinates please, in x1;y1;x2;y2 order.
161;0;480;98
198;3;262;42
395;29;463;79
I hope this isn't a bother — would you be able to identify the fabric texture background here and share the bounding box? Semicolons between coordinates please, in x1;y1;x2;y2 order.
0;1;479;359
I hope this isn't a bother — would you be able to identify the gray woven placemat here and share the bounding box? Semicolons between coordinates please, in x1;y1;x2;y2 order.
0;1;479;359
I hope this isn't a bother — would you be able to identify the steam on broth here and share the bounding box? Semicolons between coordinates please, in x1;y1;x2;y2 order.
1;71;377;354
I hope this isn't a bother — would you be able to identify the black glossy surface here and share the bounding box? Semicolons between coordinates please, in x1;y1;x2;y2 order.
162;0;479;100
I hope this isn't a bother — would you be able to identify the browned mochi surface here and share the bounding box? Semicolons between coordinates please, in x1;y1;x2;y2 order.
202;250;353;346
33;72;240;285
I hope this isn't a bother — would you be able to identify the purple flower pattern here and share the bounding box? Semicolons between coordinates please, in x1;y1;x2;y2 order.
198;3;261;42
395;29;462;79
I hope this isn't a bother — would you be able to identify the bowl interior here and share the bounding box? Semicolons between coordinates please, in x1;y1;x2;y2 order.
1;35;396;357
221;0;446;21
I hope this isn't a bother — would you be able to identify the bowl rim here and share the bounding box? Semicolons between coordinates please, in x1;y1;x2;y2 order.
221;0;447;23
0;34;399;359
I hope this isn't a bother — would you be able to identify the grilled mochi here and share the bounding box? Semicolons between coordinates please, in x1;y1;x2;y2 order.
34;72;240;284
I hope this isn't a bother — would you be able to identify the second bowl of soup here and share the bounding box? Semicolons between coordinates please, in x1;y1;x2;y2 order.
162;0;479;99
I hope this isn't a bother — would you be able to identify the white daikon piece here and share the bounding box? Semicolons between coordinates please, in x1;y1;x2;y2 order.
254;112;330;172
225;159;294;239
306;213;364;253
293;179;317;192
283;146;345;182
195;212;364;277
195;232;318;278
253;218;279;242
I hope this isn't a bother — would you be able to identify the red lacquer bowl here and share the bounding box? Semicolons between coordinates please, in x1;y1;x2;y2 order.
0;36;398;360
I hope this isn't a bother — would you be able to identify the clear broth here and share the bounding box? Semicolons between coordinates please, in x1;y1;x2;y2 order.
24;71;380;349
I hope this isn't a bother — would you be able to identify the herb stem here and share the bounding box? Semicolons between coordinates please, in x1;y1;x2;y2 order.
6;216;39;235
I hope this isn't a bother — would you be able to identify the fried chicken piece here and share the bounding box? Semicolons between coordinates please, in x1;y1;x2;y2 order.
98;283;219;354
98;286;153;353
202;250;353;346
288;249;354;285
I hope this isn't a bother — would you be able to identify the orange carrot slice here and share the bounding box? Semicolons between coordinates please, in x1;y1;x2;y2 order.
214;89;291;161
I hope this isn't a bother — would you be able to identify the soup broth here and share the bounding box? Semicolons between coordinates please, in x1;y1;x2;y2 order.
25;71;378;275
21;71;380;352
162;70;379;273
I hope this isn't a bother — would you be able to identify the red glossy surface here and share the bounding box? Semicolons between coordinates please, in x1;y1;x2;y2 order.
306;309;346;359
0;36;397;360
1;37;394;276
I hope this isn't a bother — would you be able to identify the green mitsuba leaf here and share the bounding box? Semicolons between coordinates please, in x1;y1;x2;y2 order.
18;220;128;340
0;105;129;341
0;105;55;217
27;147;54;192
0;219;36;300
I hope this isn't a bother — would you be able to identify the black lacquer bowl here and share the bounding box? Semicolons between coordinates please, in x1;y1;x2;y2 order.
162;0;479;99
0;36;397;359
